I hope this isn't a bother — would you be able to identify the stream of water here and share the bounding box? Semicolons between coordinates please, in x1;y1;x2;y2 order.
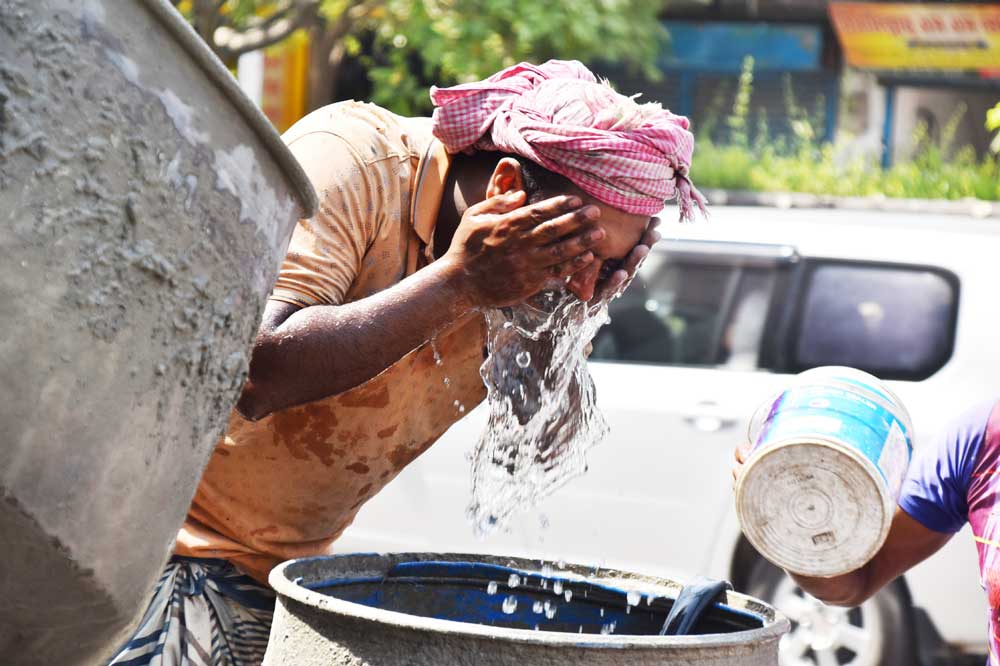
467;287;615;537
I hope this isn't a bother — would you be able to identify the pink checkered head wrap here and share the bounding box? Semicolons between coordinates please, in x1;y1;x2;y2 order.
430;60;706;221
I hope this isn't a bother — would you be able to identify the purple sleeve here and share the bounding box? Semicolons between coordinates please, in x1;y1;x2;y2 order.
898;401;994;534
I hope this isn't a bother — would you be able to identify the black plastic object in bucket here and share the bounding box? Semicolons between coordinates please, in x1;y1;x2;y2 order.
264;553;789;666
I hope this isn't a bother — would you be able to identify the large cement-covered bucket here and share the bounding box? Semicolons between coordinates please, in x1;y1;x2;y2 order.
265;553;789;665
0;1;316;663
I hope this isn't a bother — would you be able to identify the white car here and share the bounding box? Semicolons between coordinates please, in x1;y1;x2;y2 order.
338;206;999;666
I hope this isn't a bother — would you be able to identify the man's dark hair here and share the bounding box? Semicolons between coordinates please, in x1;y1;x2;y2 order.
450;151;577;204
507;154;576;204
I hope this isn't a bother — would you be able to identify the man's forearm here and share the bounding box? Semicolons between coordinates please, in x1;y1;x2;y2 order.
238;258;476;420
790;568;873;607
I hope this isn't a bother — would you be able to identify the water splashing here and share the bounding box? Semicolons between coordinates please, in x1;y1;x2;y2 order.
467;288;613;536
502;595;518;614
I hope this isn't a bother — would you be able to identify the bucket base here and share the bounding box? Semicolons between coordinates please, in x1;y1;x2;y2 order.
736;441;891;577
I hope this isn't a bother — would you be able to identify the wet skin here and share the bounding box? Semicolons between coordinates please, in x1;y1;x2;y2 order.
238;156;661;420
564;195;653;303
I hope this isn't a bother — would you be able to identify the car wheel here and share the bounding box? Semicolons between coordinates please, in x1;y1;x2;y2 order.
745;557;916;666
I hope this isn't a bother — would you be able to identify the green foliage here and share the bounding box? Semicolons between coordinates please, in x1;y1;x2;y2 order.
178;1;665;114
988;102;1000;154
324;0;667;114
726;56;753;148
692;68;1000;202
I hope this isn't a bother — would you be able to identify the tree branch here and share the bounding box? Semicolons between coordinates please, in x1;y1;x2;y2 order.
321;0;382;48
213;1;320;61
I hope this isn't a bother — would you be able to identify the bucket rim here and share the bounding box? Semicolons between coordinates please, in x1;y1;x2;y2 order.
139;0;318;218
269;552;790;649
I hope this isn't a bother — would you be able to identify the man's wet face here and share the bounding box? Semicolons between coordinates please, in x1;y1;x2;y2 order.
567;197;649;302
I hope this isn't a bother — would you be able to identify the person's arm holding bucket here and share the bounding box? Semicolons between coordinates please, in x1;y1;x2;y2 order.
786;509;951;606
734;402;986;606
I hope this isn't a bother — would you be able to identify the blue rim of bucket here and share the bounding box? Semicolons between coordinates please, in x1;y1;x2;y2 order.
270;554;791;646
298;560;763;628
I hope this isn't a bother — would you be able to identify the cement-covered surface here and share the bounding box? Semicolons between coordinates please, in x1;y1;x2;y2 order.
0;1;313;663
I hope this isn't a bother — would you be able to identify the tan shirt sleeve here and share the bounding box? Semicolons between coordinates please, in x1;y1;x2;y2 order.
271;131;380;307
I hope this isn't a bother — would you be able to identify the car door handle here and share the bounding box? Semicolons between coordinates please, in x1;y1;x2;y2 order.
683;402;738;433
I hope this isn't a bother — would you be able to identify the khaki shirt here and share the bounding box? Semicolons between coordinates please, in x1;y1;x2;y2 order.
174;101;486;583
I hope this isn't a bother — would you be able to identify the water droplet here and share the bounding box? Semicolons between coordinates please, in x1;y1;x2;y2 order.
564;590;573;602
502;595;518;614
487;581;498;595
458;404;465;413
532;601;544;614
626;590;642;607
645;594;655;606
599;608;605;618
541;564;554;577
515;351;530;367
533;624;540;631
552;580;563;595
508;573;521;588
578;626;584;633
443;376;451;387
556;560;566;569
544;601;557;619
626;606;631;615
430;338;443;366
600;622;617;635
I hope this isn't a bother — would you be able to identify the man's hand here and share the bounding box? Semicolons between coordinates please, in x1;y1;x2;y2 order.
442;191;604;308
587;216;662;304
733;437;753;486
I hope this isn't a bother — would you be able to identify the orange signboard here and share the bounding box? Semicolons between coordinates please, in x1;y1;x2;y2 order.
829;2;1000;70
260;31;310;133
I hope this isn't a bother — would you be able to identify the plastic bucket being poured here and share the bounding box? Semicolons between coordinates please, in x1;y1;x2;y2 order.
735;366;914;577
264;553;789;665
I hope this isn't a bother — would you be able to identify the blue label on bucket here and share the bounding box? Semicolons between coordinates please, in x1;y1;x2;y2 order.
754;385;912;489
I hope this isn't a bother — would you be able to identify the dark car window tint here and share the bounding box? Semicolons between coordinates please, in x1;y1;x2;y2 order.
793;263;957;380
718;270;776;370
591;256;775;368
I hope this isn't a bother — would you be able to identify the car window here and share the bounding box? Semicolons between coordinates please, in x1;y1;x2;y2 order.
591;254;778;368
718;270;777;370
791;262;958;380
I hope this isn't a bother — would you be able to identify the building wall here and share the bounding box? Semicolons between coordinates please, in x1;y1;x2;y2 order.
891;87;997;162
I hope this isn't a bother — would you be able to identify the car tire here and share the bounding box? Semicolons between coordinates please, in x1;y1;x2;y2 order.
745;556;917;666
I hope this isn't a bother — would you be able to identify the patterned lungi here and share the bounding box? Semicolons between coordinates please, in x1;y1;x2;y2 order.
108;556;275;666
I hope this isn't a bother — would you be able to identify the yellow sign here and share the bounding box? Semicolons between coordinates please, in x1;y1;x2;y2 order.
829;2;1000;70
261;31;310;133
